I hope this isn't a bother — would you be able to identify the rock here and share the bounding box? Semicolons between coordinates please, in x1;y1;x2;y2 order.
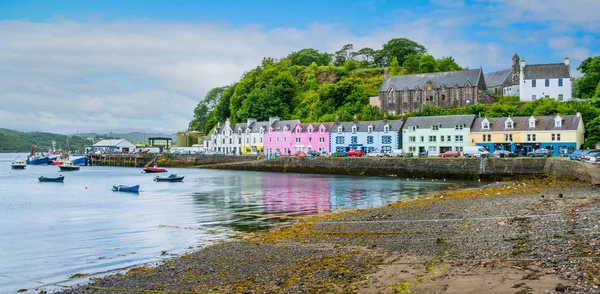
558;193;563;198
555;283;566;292
541;194;545;198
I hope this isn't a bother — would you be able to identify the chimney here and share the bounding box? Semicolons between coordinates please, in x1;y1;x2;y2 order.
217;121;221;127
564;55;570;66
225;118;231;127
268;116;280;126
335;116;340;123
353;114;358;123
520;58;525;68
383;113;388;122
576;112;581;117
384;67;390;78
247;118;257;126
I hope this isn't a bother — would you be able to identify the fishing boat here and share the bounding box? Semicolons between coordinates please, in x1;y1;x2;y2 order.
143;166;168;173
59;160;80;171
112;184;140;192
38;175;65;182
27;145;49;165
53;155;86;166
154;174;184;182
11;159;26;169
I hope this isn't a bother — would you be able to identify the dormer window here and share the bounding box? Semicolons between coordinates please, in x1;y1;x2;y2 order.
384;125;390;132
296;128;300;134
555;115;562;127
529;117;536;128
408;126;416;131
319;127;324;133
481;118;490;130
352;126;357;133
432;125;439;131
308;128;313;134
260;128;264;134
338;126;343;134
505;118;514;129
368;126;373;133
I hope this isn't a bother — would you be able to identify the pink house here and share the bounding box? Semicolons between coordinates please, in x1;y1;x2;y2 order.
291;123;332;154
264;117;300;156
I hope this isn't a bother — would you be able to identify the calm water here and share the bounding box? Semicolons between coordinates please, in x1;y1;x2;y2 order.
0;153;478;293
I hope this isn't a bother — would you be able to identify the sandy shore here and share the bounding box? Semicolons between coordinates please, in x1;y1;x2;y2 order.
57;178;599;294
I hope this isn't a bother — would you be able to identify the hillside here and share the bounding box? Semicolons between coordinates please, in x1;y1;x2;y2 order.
0;128;93;152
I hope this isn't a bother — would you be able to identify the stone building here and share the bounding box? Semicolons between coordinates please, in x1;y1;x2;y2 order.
378;69;487;115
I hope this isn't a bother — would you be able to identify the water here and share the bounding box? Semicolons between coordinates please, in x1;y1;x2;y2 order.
0;153;479;293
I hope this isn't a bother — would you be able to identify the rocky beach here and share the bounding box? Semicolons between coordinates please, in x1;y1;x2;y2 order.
53;176;600;294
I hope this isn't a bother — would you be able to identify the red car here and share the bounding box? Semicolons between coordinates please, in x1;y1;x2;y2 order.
294;151;306;157
346;150;365;157
438;150;460;158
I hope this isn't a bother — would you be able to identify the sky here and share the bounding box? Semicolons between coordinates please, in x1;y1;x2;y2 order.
0;0;598;134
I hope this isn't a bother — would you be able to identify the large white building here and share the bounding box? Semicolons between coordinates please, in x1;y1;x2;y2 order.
402;114;475;156
518;56;572;102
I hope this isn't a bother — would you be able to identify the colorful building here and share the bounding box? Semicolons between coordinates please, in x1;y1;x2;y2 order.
329;116;404;153
402;115;475;156
470;113;584;156
236;119;268;155
289;122;333;154
263;117;301;156
211;118;242;154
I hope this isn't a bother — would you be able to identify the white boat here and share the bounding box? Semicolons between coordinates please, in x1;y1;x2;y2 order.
11;159;26;169
58;160;80;171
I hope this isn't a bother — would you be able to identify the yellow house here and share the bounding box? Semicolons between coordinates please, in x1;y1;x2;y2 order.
235;119;268;155
470;113;584;156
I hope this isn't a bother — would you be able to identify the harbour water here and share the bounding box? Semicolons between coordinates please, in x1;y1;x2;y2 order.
0;153;480;293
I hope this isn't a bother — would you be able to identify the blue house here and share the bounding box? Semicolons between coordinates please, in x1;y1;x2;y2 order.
329;115;404;154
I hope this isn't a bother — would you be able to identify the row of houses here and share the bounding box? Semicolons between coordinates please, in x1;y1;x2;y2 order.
208;113;585;157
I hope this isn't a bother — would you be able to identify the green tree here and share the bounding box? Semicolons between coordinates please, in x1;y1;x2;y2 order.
436;56;463;72
351;47;376;65
574;56;600;99
333;44;354;66
418;54;439;73
188;103;210;132
583;116;600;148
287;48;332;66
402;54;421;74
376;38;427;67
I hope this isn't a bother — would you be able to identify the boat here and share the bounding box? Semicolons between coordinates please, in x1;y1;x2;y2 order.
59;160;80;171
38;175;65;182
112;185;140;193
27;145;49;165
11;159;26;169
53;155;86;166
154;174;184;182
143;166;168;173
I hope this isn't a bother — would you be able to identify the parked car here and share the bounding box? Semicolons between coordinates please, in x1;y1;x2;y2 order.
439;150;460;158
294;151;307;157
578;149;599;161
527;148;551;157
346;150;365;157
582;151;600;163
330;151;347;157
366;151;385;157
569;150;583;160
306;150;320;157
462;146;490;158
493;150;517;158
387;149;405;157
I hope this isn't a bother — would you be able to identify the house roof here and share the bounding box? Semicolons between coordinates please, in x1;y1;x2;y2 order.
270;119;300;132
93;139;134;147
471;115;581;132
523;63;570;80
379;69;483;92
404;114;475;129
484;68;512;87
249;121;269;133
330;119;404;133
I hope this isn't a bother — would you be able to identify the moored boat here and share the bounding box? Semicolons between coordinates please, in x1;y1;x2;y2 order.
11;159;26;169
38;175;65;182
143;166;168;173
112;184;140;192
154;174;184;182
59;160;80;171
26;144;49;165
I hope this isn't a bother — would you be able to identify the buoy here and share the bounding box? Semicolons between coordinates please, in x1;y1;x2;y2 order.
85;187;88;189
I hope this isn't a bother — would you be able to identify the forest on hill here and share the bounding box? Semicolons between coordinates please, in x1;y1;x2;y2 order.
0;128;93;152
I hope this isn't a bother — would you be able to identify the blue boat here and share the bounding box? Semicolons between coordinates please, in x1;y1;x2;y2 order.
154;174;184;182
71;156;87;166
39;175;65;182
27;145;49;165
112;185;140;193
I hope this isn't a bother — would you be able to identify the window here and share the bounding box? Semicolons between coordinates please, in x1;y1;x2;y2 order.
529;119;536;128
552;134;561;141
351;136;358;144
260;137;263;143
527;134;537;142
440;136;445;142
555;119;562;127
558;78;563;87
455;124;464;130
420;136;425;142
319;127;324;133
504;134;513;142
456;146;463;152
447;135;451;142
408;126;416;131
384;125;390;132
532;80;536;87
482;122;489;129
253;138;256;144
229;138;232;144
551;134;555;141
409;136;416;142
367;136;374;144
319;137;325;143
403;91;408;103
388;90;394;103
368;126;373;132
295;128;300;134
506;121;513;128
558;94;563;101
426;90;433;102
276;137;279;143
455;135;463;142
337;126;343;133
295;138;301;143
308;128;313;134
432;125;439;131
545;79;549;87
246;138;249;143
441;89;446;101
269;137;272;143
352;126;357;133
454;88;459;101
308;137;312;143
414;90;420;102
335;136;345;144
409;146;416;152
482;135;487;142
429;136;436;142
382;136;392;144
487;134;491;141
284;137;287;142
428;146;437;153
532;95;536;100
239;138;242;144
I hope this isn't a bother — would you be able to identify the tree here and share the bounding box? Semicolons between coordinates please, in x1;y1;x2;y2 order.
203;86;229;108
574;56;600;99
188;103;210;132
418;54;439;73
333;44;354;66
376;38;427;67
583;116;600;148
287;48;332;66
402;54;421;74
351;47;376;63
437;56;463;72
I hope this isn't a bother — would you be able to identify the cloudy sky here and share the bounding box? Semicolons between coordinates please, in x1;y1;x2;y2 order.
1;0;598;134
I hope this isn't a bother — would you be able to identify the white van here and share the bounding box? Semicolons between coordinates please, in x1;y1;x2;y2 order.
462;146;490;158
387;149;405;157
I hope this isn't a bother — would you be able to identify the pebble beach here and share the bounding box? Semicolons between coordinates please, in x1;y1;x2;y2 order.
56;177;600;294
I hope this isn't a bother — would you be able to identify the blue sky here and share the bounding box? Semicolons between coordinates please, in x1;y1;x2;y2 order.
0;0;598;133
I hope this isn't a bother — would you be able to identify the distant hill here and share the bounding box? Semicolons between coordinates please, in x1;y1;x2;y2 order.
76;132;177;144
0;128;93;152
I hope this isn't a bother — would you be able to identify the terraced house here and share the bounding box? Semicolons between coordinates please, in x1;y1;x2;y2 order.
263;117;301;156
378;69;488;115
402;115;475;156
329;115;403;153
290;122;333;154
470;113;584;156
211;118;242;154
237;119;268;155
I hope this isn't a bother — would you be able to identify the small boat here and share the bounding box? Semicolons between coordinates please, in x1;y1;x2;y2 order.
143;166;168;173
154;174;184;182
112;185;140;192
11;159;27;169
38;175;65;182
59;160;80;171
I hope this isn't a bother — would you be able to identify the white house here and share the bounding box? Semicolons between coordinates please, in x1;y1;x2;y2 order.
211;118;243;155
402;114;475;156
519;56;572;102
92;139;136;153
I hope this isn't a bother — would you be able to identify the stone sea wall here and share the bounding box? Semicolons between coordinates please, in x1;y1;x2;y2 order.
157;154;259;167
